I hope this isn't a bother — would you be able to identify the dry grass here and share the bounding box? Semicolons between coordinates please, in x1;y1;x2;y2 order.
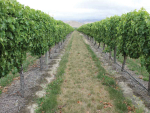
57;31;116;113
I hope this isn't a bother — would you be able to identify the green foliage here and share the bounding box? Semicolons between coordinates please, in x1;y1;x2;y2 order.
0;0;74;78
0;53;37;94
106;16;120;50
78;7;150;76
36;34;73;113
117;8;149;59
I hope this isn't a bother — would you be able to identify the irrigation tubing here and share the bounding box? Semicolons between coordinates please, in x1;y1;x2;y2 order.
83;34;148;92
100;44;148;91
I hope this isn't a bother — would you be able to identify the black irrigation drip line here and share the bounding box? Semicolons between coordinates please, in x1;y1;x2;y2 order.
115;61;148;91
85;35;148;92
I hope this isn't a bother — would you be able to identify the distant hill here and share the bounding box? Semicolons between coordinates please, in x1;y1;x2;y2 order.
77;19;100;23
64;20;96;28
83;21;94;24
64;21;83;28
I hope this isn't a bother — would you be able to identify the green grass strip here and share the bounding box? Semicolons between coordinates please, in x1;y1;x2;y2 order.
98;42;148;81
112;52;149;81
36;36;73;113
82;37;132;113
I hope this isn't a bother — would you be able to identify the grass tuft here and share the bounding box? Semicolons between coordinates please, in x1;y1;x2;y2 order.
83;38;131;112
36;36;73;113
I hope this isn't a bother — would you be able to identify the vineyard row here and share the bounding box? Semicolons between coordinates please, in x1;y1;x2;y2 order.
77;8;150;94
0;0;74;97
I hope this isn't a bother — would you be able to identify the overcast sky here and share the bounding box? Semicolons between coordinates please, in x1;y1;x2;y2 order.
17;0;150;22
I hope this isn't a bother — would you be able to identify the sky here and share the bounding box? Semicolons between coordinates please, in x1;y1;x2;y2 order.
17;0;150;22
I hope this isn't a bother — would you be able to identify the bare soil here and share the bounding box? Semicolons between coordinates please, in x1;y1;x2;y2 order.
0;33;72;113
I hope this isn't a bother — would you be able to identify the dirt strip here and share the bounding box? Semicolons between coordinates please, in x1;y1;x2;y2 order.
0;33;72;113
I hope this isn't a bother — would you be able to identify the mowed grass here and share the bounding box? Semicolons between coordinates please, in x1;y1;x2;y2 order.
36;31;143;113
0;53;37;94
57;31;117;113
87;38;144;113
84;40;134;113
36;33;73;113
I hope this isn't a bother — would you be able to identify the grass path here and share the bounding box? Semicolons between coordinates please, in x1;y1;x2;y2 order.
37;31;136;113
57;31;116;113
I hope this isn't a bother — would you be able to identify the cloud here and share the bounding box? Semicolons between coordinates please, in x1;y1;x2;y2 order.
75;0;147;16
74;0;150;21
17;0;150;21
